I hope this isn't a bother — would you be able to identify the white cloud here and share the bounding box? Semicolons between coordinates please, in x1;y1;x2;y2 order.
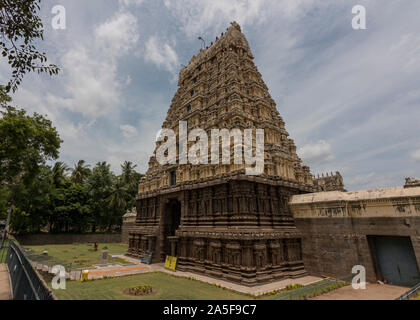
125;75;132;86
45;9;140;118
120;124;138;138
144;36;179;74
411;149;420;162
46;47;120;118
346;172;377;189
162;0;317;38
8;0;420;188
94;11;139;58
119;0;144;7
163;0;267;37
298;140;334;164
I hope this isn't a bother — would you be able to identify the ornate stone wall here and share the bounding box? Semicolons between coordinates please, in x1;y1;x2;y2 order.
290;186;420;282
129;22;315;286
313;171;346;192
138;22;313;195
129;175;311;285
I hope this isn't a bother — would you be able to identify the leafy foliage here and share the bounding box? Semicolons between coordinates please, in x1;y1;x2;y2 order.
0;104;62;193
3;160;143;234
0;0;59;92
0;89;144;234
70;160;91;184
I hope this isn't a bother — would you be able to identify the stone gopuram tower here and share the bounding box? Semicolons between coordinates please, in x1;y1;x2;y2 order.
128;22;315;285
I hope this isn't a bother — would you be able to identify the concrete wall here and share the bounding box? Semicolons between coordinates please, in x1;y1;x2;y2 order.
290;186;420;282
16;233;122;246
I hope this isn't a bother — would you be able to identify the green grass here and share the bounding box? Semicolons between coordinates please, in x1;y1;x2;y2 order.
0;247;7;263
50;272;251;300
23;243;128;268
264;279;349;300
27;242;347;300
410;292;420;300
47;270;346;301
0;239;13;263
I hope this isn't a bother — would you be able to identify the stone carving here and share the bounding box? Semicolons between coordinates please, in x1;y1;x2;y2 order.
128;22;314;285
405;177;420;188
313;171;346;192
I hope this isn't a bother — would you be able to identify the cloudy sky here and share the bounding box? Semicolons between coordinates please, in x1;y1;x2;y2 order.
1;0;419;191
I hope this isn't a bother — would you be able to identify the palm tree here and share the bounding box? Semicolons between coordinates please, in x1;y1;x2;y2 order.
107;179;129;231
108;180;128;211
120;161;137;185
51;162;69;187
71;160;91;184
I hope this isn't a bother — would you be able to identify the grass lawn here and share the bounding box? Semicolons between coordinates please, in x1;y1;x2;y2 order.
0;239;14;263
0;247;7;263
23;242;129;268
51;272;251;300
28;243;346;300
48;271;345;300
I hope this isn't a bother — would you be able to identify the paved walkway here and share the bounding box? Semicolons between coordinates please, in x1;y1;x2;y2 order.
0;264;11;300
311;283;409;300
88;265;151;278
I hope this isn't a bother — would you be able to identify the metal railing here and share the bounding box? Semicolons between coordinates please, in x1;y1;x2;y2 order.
5;241;55;300
395;282;420;300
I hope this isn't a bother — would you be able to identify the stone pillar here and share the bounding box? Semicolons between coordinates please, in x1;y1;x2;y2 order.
128;233;134;253
146;235;156;253
136;235;142;255
168;236;180;256
242;240;253;267
253;242;267;269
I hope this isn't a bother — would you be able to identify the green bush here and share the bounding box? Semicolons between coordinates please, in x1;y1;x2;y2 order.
127;284;153;296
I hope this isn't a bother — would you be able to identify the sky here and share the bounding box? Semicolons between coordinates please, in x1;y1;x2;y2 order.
1;0;419;191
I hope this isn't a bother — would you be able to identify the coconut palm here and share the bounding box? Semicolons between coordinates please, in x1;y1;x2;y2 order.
51;162;69;187
107;178;130;230
70;160;91;184
108;180;128;211
120;161;138;185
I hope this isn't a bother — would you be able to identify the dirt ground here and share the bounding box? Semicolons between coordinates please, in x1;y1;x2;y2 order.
311;283;409;300
0;264;11;300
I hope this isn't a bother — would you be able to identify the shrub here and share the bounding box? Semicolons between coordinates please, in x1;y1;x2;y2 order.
126;284;153;296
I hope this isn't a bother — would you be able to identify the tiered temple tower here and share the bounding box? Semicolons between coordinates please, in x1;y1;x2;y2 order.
128;22;315;285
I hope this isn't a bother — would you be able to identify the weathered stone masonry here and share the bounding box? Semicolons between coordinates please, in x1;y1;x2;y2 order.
128;22;316;286
290;186;420;283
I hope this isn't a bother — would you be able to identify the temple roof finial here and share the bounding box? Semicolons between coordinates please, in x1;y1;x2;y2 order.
230;21;241;32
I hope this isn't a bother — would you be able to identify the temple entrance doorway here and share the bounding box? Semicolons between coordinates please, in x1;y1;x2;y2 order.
370;236;420;287
162;199;181;257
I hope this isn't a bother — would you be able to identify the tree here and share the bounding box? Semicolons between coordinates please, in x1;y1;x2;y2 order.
0;86;11;108
0;106;62;198
70;160;91;184
51;161;68;188
108;178;130;230
121;161;137;185
51;181;90;233
0;0;59;92
120;161;143;210
86;162;115;232
9;165;53;234
0;89;61;233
